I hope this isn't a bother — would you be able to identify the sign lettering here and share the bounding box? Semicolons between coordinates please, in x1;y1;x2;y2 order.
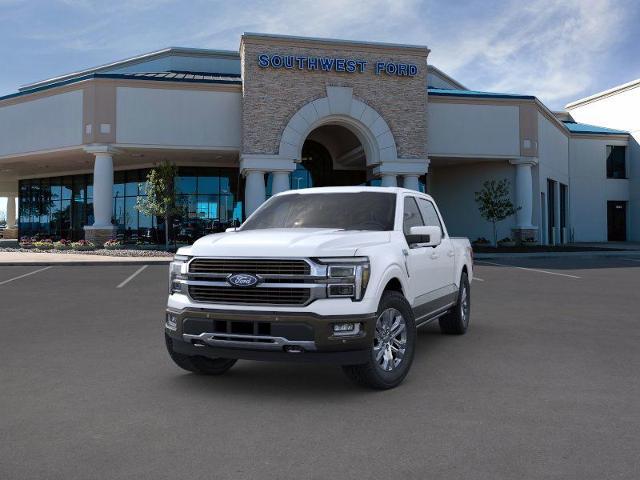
257;54;417;77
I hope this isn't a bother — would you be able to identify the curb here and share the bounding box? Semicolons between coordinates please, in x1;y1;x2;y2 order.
475;251;640;260
0;259;172;266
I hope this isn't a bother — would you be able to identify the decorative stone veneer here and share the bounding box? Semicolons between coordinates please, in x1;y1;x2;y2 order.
1;228;18;239
240;35;429;160
84;226;117;246
511;227;538;243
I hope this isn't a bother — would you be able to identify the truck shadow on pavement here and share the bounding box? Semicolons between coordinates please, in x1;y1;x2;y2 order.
164;325;453;398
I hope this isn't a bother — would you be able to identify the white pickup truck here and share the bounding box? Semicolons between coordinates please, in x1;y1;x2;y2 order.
165;187;473;389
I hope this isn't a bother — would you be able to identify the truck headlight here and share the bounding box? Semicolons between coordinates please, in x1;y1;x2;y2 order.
169;254;190;294
318;257;370;301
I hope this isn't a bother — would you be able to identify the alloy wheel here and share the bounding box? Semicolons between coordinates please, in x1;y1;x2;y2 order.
373;308;407;372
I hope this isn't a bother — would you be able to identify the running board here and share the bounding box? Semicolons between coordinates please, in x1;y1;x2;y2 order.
414;303;454;329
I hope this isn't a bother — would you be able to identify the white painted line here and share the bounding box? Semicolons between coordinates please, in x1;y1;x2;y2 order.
116;265;148;289
0;266;52;286
475;260;581;279
473;277;485;282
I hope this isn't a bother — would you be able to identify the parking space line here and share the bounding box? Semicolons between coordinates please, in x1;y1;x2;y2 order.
473;277;485;282
116;265;149;289
0;266;52;286
475;260;581;279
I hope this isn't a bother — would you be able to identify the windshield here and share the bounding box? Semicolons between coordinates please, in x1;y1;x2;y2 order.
241;192;396;231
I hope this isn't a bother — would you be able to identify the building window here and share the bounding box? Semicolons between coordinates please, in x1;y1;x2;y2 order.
606;145;626;179
18;166;242;244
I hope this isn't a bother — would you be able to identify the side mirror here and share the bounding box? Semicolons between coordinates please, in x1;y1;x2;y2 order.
407;225;442;247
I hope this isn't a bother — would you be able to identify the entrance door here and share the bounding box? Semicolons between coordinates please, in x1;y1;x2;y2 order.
607;201;627;241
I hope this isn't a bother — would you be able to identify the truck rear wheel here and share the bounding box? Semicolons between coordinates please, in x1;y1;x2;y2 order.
439;271;470;335
342;291;416;389
165;334;237;375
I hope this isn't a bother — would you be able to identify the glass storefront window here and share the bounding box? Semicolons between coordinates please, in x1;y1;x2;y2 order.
18;166;241;244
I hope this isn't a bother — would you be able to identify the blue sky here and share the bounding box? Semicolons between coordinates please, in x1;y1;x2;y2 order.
0;0;639;109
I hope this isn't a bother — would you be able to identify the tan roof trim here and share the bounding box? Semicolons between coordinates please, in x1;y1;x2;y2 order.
569;133;629;141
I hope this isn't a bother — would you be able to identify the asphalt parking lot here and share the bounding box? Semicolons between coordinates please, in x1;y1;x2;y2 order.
1;256;639;479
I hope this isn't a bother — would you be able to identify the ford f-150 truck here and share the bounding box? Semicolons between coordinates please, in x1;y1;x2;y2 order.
165;187;473;389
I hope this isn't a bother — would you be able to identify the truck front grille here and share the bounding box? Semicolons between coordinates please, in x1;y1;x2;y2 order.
189;258;310;276
188;285;312;305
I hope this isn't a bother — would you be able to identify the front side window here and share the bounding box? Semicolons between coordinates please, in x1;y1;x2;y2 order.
417;198;443;234
241;192;396;231
606;145;626;179
402;197;424;236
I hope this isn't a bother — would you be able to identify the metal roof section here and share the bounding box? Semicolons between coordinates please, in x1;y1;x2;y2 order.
1;71;242;103
120;71;241;81
19;47;240;92
565;78;640;109
562;121;628;135
427;65;467;90
428;87;535;100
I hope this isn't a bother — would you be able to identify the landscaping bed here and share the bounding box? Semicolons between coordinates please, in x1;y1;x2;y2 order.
0;247;173;257
473;245;620;253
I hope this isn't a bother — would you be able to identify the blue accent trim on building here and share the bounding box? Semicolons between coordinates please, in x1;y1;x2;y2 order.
0;72;242;103
427;87;536;100
561;121;628;135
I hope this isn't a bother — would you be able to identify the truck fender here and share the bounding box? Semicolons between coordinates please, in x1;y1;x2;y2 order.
368;263;411;304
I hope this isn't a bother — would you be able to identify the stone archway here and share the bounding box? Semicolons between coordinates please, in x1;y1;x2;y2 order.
278;86;398;166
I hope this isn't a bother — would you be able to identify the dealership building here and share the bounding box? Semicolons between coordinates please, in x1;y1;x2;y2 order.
0;33;637;245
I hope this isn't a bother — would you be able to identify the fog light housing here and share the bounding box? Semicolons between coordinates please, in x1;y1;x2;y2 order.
328;284;355;297
165;313;178;331
332;322;361;337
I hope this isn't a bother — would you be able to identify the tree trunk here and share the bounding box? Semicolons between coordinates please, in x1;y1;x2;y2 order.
164;214;169;251
492;221;498;246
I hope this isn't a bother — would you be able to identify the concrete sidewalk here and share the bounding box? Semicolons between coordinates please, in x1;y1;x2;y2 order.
475;250;640;260
0;251;172;266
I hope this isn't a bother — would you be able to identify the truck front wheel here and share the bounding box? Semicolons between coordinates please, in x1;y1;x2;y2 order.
165;334;237;375
342;291;416;389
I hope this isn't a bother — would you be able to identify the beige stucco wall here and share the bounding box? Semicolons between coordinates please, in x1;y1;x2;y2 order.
427;101;520;157
240;35;428;160
0;90;83;157
116;86;242;148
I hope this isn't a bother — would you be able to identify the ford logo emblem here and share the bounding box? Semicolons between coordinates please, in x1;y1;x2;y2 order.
227;273;260;288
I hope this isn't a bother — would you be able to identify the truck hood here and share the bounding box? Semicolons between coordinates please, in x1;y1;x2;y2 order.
185;229;391;258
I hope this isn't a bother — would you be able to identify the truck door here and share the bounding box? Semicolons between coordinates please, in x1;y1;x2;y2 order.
416;197;457;297
402;196;439;306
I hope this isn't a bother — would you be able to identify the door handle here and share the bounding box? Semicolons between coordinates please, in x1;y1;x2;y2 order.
430;252;439;260
447;250;455;257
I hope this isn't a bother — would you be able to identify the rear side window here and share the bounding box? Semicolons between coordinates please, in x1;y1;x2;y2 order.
417;198;443;234
403;197;424;235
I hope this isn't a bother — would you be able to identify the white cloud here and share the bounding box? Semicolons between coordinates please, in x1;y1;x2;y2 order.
426;0;628;107
2;0;635;109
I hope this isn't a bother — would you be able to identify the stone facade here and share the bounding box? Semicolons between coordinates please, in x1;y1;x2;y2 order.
84;226;117;246
240;34;429;161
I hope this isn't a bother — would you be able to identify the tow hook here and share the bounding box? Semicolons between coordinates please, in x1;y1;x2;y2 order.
284;345;304;354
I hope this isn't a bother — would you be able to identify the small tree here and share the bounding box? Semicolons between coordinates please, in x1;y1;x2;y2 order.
136;161;182;250
474;179;519;246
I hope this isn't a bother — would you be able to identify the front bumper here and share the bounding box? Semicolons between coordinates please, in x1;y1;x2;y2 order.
165;307;376;364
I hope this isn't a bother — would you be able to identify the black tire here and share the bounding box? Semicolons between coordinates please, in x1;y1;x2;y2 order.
342;291;416;390
439;271;470;335
165;334;237;375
